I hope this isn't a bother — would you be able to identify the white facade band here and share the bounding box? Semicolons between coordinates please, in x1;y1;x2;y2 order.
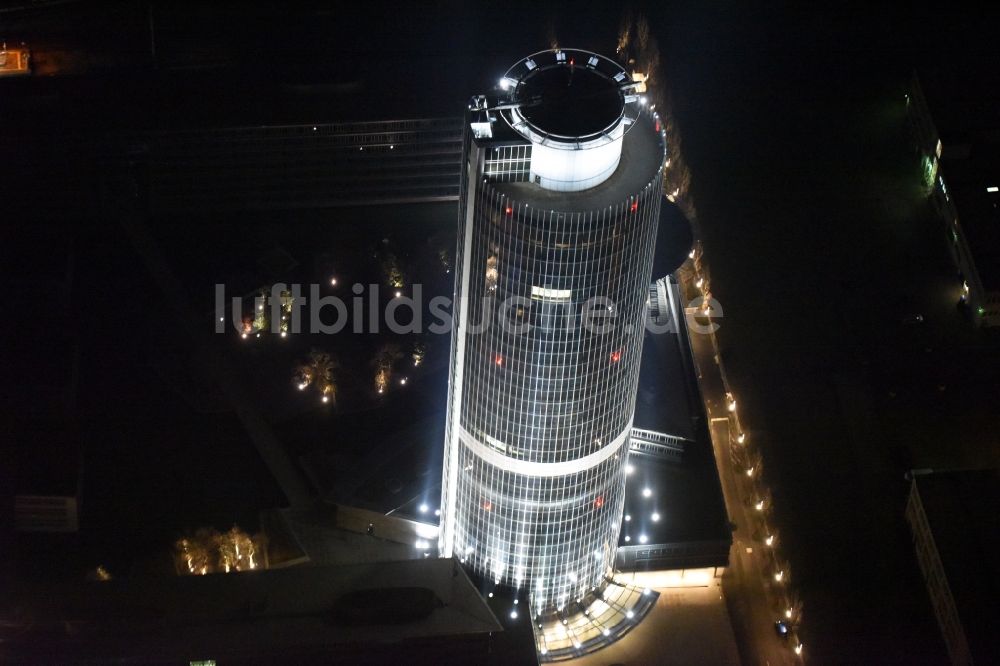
458;426;631;477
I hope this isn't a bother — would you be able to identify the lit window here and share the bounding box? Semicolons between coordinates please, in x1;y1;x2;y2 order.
987;186;999;193
531;286;571;302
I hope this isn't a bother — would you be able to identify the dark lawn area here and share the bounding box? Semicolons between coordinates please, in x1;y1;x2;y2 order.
659;7;1000;663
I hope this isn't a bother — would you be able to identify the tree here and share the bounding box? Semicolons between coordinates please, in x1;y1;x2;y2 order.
372;343;403;394
295;349;338;405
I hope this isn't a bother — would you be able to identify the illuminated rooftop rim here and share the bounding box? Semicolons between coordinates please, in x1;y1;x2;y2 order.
502;49;634;144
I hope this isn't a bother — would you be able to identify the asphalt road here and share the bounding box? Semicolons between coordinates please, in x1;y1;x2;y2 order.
686;305;799;666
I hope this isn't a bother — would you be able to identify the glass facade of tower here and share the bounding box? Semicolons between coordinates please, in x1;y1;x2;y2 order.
441;49;666;612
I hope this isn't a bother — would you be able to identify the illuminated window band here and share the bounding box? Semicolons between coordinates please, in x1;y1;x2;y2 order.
530;286;573;302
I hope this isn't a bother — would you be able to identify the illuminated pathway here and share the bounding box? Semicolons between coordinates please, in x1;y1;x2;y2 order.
683;244;801;665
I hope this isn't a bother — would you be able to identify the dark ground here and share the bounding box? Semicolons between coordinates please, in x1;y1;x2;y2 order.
656;6;1000;664
3;2;1000;664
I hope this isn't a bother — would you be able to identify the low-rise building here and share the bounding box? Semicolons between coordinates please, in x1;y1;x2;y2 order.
905;469;999;665
907;72;1000;326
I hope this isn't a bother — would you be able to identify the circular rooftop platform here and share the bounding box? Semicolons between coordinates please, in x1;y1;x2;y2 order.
516;64;625;139
501;49;634;144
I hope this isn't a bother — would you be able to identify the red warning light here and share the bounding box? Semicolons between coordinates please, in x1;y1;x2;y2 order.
495;354;504;367
630;200;639;212
610;350;622;363
594;495;605;509
505;205;513;215
655;119;662;132
482;500;493;512
569;57;575;66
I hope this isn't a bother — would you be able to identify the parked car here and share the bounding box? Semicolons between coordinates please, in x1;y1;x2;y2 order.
774;620;790;639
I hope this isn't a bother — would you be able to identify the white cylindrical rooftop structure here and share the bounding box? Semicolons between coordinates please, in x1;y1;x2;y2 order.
500;49;639;192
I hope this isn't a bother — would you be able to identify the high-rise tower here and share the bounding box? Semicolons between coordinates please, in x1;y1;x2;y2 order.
440;49;667;612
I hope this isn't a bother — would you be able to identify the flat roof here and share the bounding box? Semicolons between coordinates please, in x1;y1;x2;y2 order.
650;197;695;281
621;443;730;549
942;140;1000;290
917;70;1000;290
5;558;508;664
912;469;1000;665
633;294;699;440
621;297;730;556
